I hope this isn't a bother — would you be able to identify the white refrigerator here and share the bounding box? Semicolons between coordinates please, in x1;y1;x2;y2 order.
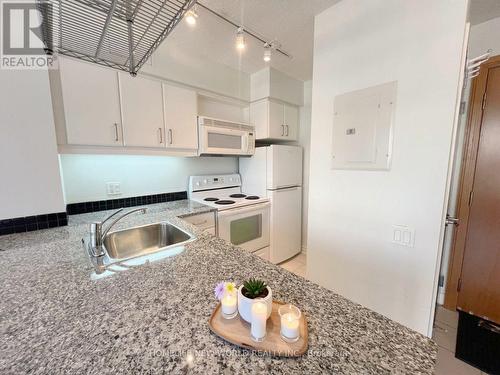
239;145;303;264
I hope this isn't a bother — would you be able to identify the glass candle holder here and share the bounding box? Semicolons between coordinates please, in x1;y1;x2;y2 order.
278;304;301;343
220;291;238;319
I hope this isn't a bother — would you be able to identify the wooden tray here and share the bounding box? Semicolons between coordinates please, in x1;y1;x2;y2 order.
208;300;308;357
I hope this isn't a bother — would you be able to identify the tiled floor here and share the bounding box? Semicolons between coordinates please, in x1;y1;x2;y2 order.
433;306;488;375
279;255;488;375
279;252;307;278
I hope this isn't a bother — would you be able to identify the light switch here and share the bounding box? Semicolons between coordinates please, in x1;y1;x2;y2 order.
392;225;415;247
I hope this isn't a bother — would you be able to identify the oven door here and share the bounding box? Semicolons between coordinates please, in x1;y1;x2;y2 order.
199;125;252;155
217;203;270;253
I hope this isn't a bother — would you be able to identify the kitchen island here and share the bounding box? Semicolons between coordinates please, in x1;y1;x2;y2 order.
0;200;436;374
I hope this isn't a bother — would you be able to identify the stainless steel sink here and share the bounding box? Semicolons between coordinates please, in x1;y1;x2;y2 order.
85;221;195;276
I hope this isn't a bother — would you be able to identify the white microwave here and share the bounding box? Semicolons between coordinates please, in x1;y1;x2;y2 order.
198;116;255;156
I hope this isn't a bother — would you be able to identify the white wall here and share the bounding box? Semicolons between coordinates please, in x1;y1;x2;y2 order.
250;67;304;106
307;0;468;336
0;69;66;219
143;46;250;101
468;16;500;57
299;81;312;251
60;155;238;204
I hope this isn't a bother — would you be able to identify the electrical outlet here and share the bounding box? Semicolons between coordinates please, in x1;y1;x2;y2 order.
106;182;121;196
392;225;415;247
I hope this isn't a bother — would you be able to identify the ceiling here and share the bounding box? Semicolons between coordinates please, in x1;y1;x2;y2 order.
157;0;500;82
470;0;500;25
158;0;340;81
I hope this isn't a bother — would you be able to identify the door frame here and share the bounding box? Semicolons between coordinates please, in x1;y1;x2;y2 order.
444;55;500;310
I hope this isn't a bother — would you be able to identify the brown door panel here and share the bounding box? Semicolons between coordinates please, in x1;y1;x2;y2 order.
457;67;500;324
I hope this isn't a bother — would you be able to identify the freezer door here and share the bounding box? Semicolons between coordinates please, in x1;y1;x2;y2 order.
269;187;302;264
268;145;303;190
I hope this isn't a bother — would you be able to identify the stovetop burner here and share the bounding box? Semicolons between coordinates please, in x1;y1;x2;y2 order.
245;196;260;200
204;197;220;202
215;200;236;205
229;194;247;198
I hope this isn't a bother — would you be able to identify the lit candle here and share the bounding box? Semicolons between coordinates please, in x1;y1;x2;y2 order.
279;304;301;342
221;293;237;319
251;301;267;342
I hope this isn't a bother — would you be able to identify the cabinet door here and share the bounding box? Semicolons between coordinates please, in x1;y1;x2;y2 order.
268;100;286;139
284;103;299;141
119;74;165;148
60;58;122;146
250;100;269;139
163;84;198;150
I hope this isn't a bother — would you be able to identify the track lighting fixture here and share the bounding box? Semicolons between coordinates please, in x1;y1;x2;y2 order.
184;7;198;26
263;43;272;62
235;27;245;50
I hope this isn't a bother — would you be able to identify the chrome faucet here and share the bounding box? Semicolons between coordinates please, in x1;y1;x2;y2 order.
89;207;147;257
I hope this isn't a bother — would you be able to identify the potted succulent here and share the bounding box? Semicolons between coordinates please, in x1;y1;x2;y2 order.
237;278;273;323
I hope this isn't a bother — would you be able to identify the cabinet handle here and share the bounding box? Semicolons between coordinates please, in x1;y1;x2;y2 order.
158;128;163;144
285;125;289;136
168;129;173;145
114;123;119;142
281;125;285;136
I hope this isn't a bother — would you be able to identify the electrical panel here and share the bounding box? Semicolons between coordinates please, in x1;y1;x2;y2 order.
332;81;397;170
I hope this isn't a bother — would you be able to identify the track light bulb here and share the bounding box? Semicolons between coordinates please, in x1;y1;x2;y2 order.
184;9;198;26
263;43;272;62
236;27;245;50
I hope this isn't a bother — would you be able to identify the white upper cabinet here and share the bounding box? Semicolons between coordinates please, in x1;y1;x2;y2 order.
283;103;299;140
163;84;198;151
119;73;165;148
250;98;299;141
59;58;123;146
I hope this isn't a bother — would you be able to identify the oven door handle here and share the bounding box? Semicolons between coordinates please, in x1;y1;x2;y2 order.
217;202;270;217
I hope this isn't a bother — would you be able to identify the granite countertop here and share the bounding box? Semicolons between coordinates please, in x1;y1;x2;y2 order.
0;200;436;374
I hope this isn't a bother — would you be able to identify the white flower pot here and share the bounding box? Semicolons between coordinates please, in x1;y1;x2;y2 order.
237;285;273;323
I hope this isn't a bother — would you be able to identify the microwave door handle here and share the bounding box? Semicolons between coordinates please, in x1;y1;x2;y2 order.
244;135;249;152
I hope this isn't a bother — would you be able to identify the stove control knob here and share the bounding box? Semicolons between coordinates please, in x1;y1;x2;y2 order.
203;179;208;184
195;181;201;186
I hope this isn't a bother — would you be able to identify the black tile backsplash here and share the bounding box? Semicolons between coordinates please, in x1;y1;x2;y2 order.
0;191;188;237
66;191;188;215
0;211;68;236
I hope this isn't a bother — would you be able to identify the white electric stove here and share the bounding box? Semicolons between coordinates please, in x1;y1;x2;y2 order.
188;174;270;260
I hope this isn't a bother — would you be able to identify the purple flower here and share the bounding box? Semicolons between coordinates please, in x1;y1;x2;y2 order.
214;282;225;300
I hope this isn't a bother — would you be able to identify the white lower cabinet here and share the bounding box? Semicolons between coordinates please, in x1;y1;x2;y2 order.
163;84;198;151
182;212;216;236
59;57;123;146
119;73;166;148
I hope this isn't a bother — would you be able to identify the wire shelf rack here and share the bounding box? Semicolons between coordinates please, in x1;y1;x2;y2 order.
37;0;196;75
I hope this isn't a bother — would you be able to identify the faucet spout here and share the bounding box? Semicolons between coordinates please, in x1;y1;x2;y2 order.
89;207;147;257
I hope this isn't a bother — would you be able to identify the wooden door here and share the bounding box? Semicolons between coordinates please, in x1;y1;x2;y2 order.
60;58;123;146
163;84;198;151
119;73;165;148
457;66;500;324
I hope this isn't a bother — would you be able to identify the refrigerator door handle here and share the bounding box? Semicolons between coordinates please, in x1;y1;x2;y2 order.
269;185;300;191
